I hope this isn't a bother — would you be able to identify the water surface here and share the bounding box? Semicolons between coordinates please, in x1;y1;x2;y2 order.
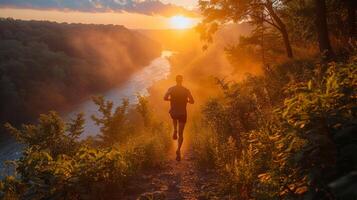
0;51;172;175
67;50;172;138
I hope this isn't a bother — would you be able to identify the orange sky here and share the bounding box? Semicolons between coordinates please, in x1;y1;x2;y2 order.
0;0;200;30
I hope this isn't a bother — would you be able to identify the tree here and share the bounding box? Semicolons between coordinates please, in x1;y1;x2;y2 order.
314;0;334;59
344;0;356;41
91;96;132;145
5;111;84;157
198;0;294;58
136;95;153;128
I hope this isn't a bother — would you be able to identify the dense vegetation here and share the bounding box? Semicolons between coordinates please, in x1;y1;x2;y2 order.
0;0;356;199
0;18;161;128
0;96;170;199
192;55;357;199
197;0;355;61
190;0;357;199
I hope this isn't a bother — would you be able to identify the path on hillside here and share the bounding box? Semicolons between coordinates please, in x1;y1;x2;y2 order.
123;148;224;200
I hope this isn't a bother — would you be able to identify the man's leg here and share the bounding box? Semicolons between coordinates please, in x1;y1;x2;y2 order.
172;119;178;140
176;122;186;161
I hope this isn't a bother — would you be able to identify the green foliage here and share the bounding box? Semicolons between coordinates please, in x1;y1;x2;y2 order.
201;98;234;139
197;0;265;43
225;30;286;64
91;96;132;145
0;176;22;200
136;95;153;128
0;96;171;199
193;55;357;199
0;18;161;129
11;147;130;199
4;112;84;157
197;0;294;58
122;130;170;171
284;0;355;48
191;127;217;169
275;57;357;199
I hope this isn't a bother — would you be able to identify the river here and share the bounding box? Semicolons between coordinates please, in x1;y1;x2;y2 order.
67;50;172;138
0;51;172;176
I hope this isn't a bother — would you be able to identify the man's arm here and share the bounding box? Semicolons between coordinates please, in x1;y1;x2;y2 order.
164;88;171;101
188;90;194;104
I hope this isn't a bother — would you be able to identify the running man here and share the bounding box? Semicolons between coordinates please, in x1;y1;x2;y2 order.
164;75;194;161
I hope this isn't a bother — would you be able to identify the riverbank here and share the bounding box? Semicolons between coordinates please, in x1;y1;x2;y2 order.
0;51;172;177
67;51;173;138
0;19;162;136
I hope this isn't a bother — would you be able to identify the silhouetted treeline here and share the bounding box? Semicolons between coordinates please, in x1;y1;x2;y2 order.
0;18;161;129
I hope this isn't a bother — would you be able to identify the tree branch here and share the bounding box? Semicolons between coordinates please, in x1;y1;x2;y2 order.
250;14;282;31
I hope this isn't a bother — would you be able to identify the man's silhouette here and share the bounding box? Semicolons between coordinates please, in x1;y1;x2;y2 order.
164;75;194;161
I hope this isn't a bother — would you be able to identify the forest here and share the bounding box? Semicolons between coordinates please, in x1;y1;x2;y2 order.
0;0;356;199
0;18;161;128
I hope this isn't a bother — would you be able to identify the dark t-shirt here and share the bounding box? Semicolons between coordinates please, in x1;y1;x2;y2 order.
165;85;193;115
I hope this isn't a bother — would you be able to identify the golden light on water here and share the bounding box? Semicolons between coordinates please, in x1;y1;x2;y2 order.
169;15;196;29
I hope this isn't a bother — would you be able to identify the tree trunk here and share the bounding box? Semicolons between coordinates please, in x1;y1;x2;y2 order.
265;2;294;58
314;0;334;60
281;27;294;58
346;0;356;40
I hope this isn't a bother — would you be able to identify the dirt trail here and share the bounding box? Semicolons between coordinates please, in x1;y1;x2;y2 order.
124;147;218;200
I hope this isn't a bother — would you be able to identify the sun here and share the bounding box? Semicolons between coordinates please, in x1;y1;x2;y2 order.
169;15;195;29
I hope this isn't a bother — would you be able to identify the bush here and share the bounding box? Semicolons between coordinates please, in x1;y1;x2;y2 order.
0;96;171;199
192;55;357;199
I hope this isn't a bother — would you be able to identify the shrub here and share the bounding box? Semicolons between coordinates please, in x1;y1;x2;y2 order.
0;96;171;199
275;57;357;199
193;55;357;199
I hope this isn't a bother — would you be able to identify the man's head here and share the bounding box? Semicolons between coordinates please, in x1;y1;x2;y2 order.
176;75;183;85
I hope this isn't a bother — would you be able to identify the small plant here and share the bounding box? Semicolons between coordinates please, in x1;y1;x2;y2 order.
0;96;171;199
91;96;132;145
193;55;357;199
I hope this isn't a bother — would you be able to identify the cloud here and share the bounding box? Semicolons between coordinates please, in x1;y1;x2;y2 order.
0;0;198;17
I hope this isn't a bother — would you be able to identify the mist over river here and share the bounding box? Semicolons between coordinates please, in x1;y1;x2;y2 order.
67;51;172;138
0;51;172;175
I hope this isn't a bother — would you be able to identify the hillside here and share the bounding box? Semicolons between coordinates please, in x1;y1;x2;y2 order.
0;18;161;129
0;0;356;198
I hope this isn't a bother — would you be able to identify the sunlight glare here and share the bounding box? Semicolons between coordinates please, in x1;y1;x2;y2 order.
169;15;195;29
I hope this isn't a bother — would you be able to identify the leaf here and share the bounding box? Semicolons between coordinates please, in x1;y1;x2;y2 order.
308;80;312;90
299;123;306;128
295;186;308;194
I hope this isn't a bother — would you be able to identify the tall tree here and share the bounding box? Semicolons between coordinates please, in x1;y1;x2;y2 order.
314;0;334;59
198;0;294;58
345;0;356;40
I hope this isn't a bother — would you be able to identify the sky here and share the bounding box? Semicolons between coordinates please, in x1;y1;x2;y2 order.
160;0;197;9
0;0;199;29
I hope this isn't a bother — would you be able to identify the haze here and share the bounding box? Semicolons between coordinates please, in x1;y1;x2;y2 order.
0;0;199;29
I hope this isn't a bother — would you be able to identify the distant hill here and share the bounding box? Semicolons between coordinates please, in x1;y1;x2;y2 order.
0;18;161;129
